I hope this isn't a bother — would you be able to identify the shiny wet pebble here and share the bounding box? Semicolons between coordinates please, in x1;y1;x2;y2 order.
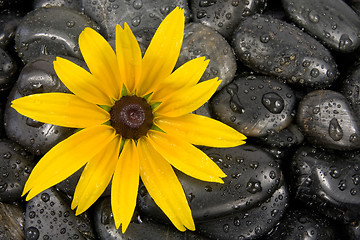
232;14;339;88
0;202;25;239
297;90;360;150
0;10;22;50
210;75;296;137
0;138;33;202
0;47;18;92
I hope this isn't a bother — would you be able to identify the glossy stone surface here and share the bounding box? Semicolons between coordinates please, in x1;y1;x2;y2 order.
15;6;98;64
4;55;76;155
33;0;83;11
138;145;282;223
232;14;339;88
24;188;95;240
297;90;360;150
0;138;34;202
0;10;22;50
282;0;360;52
190;0;267;39
341;61;360;118
0;202;25;240
211;75;296;137
177;23;237;90
0;47;17;92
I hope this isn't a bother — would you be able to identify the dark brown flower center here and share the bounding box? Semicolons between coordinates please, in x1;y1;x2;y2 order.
110;96;153;139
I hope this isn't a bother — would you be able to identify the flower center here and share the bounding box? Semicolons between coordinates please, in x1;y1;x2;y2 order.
110;96;153;139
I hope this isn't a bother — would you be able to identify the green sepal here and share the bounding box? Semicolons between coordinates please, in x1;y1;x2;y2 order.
121;84;128;97
99;105;111;112
151;124;165;133
151;102;162;111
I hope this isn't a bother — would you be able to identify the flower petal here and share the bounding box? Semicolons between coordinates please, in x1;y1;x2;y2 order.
152;57;209;101
116;23;142;94
11;93;110;128
72;135;121;214
79;27;121;100
147;130;226;183
156;78;221;117
136;7;185;96
138;137;195;231
155;114;246;147
23;125;116;200
53;57;114;106
111;139;139;233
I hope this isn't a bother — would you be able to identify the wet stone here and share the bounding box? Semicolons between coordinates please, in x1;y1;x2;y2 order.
282;0;360;53
291;145;360;223
297;90;360;150
210;75;296;137
0;138;34;202
33;0;83;11
0;47;18;92
259;124;304;149
0;10;22;50
344;221;360;240
24;188;95;240
93;197;210;240
176;23;237;91
82;0;190;40
0;202;25;240
14;6;98;64
190;0;267;40
4;55;76;155
232;14;339;89
138;144;282;223
341;61;360;119
196;182;288;240
267;208;337;240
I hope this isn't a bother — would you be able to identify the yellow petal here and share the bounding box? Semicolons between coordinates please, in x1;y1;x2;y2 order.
136;7;185;97
152;57;209;101
138;137;195;231
11;93;110;128
79;27;121;100
116;23;142;94
53;57;114;106
111;139;139;233
23;125;116;200
147;130;225;183
72;135;121;214
156;78;221;117
155;114;246;147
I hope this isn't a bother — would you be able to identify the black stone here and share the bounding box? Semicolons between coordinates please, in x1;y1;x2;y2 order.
266;208;338;240
0;138;34;202
0;10;22;50
0;202;24;240
196;183;289;240
4;55;77;155
82;0;190;40
232;14;339;89
291;145;360;223
93;197;210;240
282;0;360;53
0;47;18;92
341;61;360;119
297;90;360;150
176;23;237;91
15;6;98;64
190;0;267;40
33;0;83;11
24;188;95;240
138;145;282;223
210;75;296;137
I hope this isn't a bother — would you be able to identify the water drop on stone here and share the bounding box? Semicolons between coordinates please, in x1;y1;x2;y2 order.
131;16;141;27
260;34;270;43
262;92;284;114
338;180;347;191
310;68;319;78
339;34;353;51
308;10;320;23
133;0;142;9
246;178;262;194
41;192;50;202
223;223;230;233
26;227;40;240
329;166;340;178
328;118;343;141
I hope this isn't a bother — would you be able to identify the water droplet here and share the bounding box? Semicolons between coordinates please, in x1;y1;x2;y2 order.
308;10;320;23
133;0;142;9
352;174;360;185
350;188;357;195
26;227;40;240
349;133;358;143
3;152;12;159
199;0;217;7
131;16;141;27
223;223;230;233
262;92;284;114
329;166;340;178
260;34;270;43
41;192;50;202
0;183;8;192
310;68;319;78
329;118;343;141
338;180;347;191
312;107;320;114
160;6;170;15
197;10;207;19
269;171;276;179
246;178;262;194
204;185;213;192
339;34;353;51
234;216;241;226
29;211;36;218
66;20;75;28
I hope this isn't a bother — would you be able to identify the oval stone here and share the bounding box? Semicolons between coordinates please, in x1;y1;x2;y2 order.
138;144;281;223
176;23;237;90
297;90;360;150
210;75;296;137
0;139;34;202
4;55;76;155
282;0;360;53
15;6;98;64
232;14;339;88
291;145;360;223
190;0;267;40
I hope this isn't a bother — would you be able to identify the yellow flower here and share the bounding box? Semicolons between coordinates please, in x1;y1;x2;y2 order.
11;7;246;233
